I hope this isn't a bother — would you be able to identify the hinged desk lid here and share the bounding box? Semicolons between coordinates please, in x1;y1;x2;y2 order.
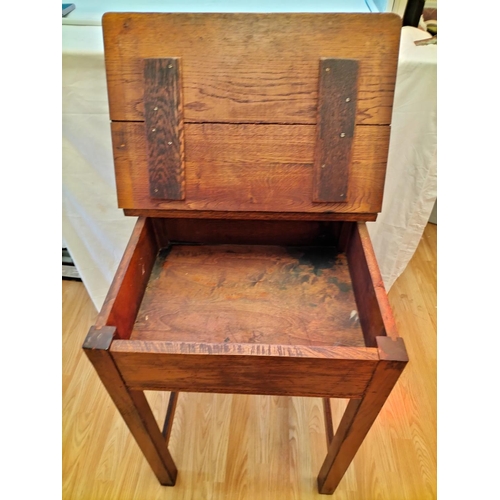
103;13;401;220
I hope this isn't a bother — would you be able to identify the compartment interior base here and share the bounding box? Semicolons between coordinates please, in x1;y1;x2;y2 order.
131;244;365;347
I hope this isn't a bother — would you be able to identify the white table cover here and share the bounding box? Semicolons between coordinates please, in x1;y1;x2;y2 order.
367;27;437;289
62;11;436;309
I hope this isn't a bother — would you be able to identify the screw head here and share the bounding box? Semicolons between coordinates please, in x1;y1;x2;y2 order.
321;164;326;168
154;189;158;193
345;97;351;102
168;64;173;69
153;106;158;111
168;141;172;145
340;133;346;138
151;128;156;132
325;68;330;72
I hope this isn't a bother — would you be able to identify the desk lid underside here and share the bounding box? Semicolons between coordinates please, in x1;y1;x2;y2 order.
103;13;401;219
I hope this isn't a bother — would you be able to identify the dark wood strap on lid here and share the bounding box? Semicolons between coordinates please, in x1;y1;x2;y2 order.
143;58;185;200
313;58;359;203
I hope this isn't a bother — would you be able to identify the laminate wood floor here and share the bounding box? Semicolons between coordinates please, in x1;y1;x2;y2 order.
62;224;437;500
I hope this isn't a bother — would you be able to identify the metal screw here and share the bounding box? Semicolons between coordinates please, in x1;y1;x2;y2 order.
120;143;125;148
168;141;172;145
340;193;345;197
153;106;158;111
151;128;156;132
154;189;158;193
321;164;326;169
340;133;346;138
325;68;330;72
345;97;351;102
168;64;173;69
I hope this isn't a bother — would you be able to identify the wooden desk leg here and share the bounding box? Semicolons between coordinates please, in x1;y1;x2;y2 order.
317;338;407;495
162;392;179;445
83;327;177;486
322;398;335;449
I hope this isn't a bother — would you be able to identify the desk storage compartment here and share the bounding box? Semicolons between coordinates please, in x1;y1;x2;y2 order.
87;217;404;400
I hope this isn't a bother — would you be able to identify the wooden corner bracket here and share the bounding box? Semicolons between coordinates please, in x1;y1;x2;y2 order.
376;336;409;363
82;325;117;351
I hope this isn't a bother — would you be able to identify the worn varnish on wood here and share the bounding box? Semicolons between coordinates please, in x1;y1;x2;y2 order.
111;122;390;215
103;13;400;125
132;244;364;347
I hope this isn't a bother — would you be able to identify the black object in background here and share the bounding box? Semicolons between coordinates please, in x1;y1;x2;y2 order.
402;0;425;27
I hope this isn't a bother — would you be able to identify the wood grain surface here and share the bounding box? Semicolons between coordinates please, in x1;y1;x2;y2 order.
347;223;399;346
109;348;377;398
111;122;390;214
131;244;364;348
110;341;378;360
102;13;401;125
94;217;157;339
63;223;436;499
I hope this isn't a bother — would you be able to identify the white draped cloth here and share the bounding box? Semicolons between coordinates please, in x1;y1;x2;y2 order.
367;27;437;289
